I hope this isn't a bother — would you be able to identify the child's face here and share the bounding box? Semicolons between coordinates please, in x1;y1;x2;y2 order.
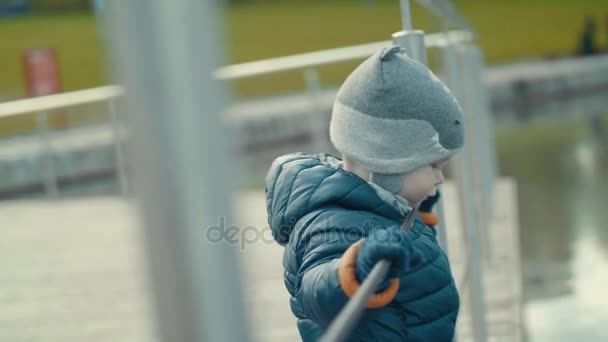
398;158;450;206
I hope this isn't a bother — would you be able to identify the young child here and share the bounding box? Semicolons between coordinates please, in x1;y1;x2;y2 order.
265;46;464;341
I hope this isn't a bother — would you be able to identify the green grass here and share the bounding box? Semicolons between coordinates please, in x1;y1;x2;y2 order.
0;13;107;98
0;13;108;135
1;0;607;99
0;0;606;135
224;0;608;96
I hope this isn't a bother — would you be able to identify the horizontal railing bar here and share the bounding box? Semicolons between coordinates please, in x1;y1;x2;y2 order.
0;85;124;118
214;30;472;80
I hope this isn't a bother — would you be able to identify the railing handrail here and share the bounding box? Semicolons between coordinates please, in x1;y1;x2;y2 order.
414;0;473;32
214;30;472;80
0;85;124;118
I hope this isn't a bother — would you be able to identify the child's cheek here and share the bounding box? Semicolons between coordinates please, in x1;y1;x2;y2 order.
399;170;434;205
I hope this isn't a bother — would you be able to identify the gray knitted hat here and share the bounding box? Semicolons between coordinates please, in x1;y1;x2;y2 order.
330;46;465;188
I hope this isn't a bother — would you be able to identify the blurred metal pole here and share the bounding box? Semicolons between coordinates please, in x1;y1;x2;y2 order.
303;67;328;152
399;0;413;31
320;260;391;342
393;1;427;64
467;47;498;230
102;1;250;341
36;110;58;197
458;45;491;260
467;48;490;230
439;41;488;342
108;99;129;197
413;0;475;34
392;30;428;66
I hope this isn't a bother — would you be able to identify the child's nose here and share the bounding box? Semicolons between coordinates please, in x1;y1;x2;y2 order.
435;170;444;185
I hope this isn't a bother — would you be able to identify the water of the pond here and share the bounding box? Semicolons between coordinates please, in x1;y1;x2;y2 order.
497;116;608;341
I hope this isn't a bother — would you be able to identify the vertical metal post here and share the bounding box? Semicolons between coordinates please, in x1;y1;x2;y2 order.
399;0;413;30
440;41;488;342
393;0;428;64
36;110;58;197
108;99;129;196
458;45;491;260
303;67;328;152
452;153;488;342
102;1;250;341
467;47;498;228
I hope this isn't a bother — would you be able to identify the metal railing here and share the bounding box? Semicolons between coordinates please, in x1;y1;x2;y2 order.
414;0;474;32
213;30;471;80
0;85;123;118
0;29;472;199
0;85;126;197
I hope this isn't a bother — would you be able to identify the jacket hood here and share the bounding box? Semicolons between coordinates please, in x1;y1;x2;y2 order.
265;153;407;245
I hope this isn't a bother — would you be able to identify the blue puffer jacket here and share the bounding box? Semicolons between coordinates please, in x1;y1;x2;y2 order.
265;153;460;341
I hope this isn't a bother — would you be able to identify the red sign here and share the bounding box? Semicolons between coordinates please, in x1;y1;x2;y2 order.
22;47;62;97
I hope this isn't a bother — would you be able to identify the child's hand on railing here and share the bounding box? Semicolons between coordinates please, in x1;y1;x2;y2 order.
356;228;409;290
338;227;410;309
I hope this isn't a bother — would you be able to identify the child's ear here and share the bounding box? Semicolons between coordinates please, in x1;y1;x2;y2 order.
369;173;403;194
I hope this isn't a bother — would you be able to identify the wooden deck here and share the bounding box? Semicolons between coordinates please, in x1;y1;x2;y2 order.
0;179;521;341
